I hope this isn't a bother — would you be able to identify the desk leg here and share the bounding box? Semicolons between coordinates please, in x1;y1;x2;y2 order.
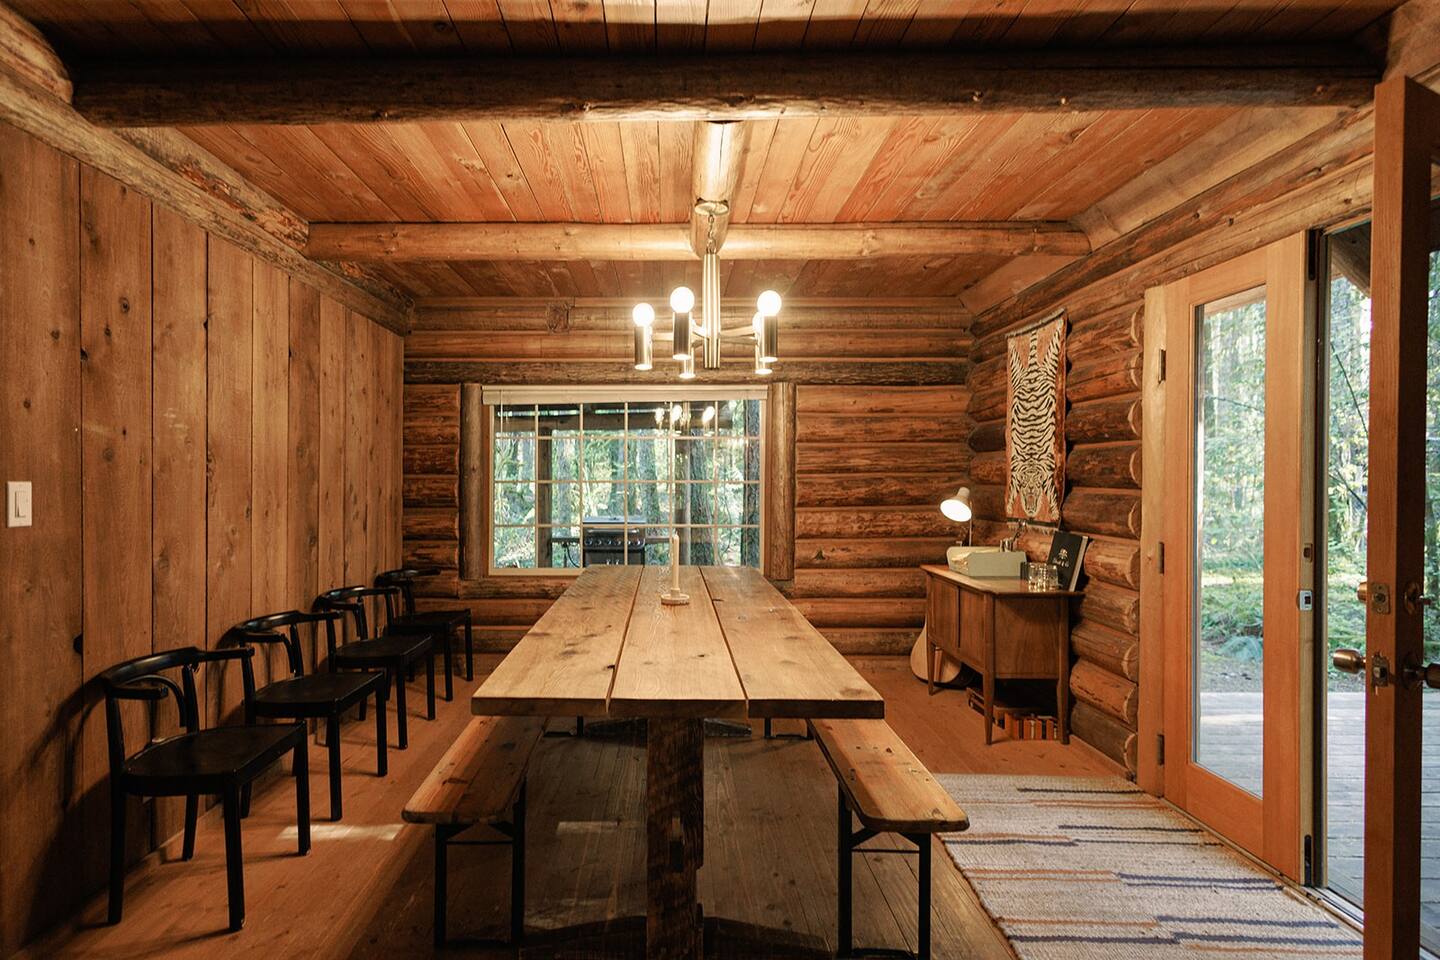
1057;600;1071;745
647;718;704;960
926;631;935;696
983;594;996;746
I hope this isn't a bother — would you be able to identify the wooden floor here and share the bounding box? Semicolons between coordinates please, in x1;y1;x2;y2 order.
25;656;1119;960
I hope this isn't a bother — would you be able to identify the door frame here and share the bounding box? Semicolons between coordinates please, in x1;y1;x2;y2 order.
1153;232;1316;882
1361;73;1440;960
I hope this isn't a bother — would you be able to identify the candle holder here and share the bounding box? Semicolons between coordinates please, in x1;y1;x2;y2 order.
660;588;690;606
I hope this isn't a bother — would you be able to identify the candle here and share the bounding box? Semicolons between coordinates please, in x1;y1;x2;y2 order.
670;532;681;594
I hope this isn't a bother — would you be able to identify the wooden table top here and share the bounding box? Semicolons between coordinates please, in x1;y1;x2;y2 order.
920;564;1082;597
473;565;885;721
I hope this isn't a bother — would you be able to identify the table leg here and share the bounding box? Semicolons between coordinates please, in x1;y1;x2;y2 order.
647;718;704;960
1057;599;1071;745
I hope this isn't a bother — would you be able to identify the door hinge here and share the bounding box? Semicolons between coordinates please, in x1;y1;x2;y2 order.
1157;348;1167;383
1156;733;1165;765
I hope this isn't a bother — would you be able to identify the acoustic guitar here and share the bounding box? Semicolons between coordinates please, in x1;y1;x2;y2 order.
909;623;962;685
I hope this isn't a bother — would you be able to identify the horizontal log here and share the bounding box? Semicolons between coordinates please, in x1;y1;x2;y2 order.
1070;659;1138;727
795;507;955;539
405;328;962;361
692;120;747;253
797;385;968;415
404;384;461;418
969;382;1007;423
795;413;971;444
974;303;1140;364
819;628;917;656
403;539;460;570
0;2;70;100
1071;620;1140;682
787;567;928;599
969;484;1005;521
1082;536;1141;591
1068;350;1143;404
419;303;969;333
405;359;967;386
966;355;1003;392
403;475;457;508
968;420;1005;453
402;508;459;542
1062;490;1141;539
796;537;952;569
1071;700;1137;771
403;444;459;476
970;450;1004;486
1068;396;1141;444
796;474;961;508
306;220;1091;261
405;422;461;445
796;442;967;476
1067;443;1141;489
1077;582;1140;637
71;47;1378;127
792;597;925;629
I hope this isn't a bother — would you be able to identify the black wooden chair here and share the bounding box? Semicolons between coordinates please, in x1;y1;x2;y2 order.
232;610;389;821
99;646;310;932
375;566;474;687
314;585;435;750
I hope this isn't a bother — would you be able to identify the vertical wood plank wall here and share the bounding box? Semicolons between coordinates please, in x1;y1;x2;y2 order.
0;122;403;955
401;303;971;654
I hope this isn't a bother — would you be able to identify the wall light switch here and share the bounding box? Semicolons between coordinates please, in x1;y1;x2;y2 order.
7;481;32;528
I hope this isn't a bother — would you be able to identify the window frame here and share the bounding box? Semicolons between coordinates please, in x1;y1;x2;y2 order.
483;385;768;577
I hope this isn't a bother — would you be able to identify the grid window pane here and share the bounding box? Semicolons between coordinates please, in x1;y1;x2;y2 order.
543;482;580;526
543;437;579;481
493;435;535;481
493;525;536;568
626;483;671;524
494;482;536;525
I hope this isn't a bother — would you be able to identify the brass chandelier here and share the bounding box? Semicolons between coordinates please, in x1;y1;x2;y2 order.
632;201;781;379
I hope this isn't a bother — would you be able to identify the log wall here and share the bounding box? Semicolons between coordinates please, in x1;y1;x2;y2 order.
968;303;1142;774
402;302;971;654
0;121;403;955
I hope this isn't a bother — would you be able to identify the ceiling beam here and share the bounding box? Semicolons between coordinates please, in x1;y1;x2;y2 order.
69;46;1378;127
691;121;748;256
303;221;1091;262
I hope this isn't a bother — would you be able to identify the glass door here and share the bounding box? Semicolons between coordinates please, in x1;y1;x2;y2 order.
1160;233;1314;880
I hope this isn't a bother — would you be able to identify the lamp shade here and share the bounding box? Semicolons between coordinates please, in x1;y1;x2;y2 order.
940;486;972;523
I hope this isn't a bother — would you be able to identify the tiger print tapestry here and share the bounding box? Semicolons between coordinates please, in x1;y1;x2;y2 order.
1004;311;1066;523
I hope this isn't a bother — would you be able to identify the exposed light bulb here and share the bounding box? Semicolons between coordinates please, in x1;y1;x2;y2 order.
757;289;782;317
670;404;683;422
632;302;655;327
669;286;695;314
678;353;696;380
702;405;715;425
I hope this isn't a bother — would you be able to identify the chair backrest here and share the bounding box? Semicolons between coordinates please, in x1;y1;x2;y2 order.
97;646;256;780
233;610;341;678
314;585;401;641
375;567;437;617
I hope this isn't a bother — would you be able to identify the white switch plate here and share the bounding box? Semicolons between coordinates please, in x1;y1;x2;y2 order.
7;481;32;528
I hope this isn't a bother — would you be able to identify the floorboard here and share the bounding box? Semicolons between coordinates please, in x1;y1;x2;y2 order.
26;656;1121;959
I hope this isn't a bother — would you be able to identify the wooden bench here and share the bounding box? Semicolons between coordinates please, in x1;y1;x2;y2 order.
402;715;546;947
810;718;970;960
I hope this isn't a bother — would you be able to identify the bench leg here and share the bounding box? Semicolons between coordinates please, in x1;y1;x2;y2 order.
909;833;931;960
442;630;455;701
294;737;311;855
327;716;343;821
222;783;246;931
394;667;408;749
512;781;527;943
425;651;437;720
107;785;127;924
838;785;852;958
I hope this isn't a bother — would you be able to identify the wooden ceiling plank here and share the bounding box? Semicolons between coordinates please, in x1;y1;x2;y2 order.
996;109;1151;221
437;0;514;50
69;45;1380;125
851;0;921;46
895;113;1025;220
243;123;401;220
458;119;546;221
745;117;818;224
657;119;695;223
942;110;1111;220
800;0;866;47
751;0;815;48
704;0;764;50
832;117;939;222
172;0;282;52
501;120;578;220
580;121;637;222
247;0;371;53
415;121;518;220
541;122;606;221
655;0;707;49
604;0;657;51
336;0;420;51
619;120;664;222
726;117;777;223
548;0;609;49
495;0;561;50
778;117;894;223
123;0;234;54
853;115;983;221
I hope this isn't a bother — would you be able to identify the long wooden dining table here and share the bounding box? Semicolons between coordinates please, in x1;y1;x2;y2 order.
472;563;884;959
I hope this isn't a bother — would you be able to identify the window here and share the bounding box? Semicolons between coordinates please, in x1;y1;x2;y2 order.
487;387;764;574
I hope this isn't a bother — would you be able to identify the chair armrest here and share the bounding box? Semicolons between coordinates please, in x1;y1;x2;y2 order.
198;646;256;663
111;675;181;702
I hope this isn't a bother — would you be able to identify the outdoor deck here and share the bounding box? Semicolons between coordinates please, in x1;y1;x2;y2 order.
1198;690;1440;942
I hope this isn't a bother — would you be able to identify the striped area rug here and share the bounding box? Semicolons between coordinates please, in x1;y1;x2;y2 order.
936;775;1362;959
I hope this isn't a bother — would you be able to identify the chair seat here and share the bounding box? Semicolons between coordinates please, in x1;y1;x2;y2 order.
253;671;385;716
124;725;301;792
331;633;431;666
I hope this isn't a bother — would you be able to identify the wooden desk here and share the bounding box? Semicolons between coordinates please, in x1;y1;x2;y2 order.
920;565;1077;746
473;564;883;959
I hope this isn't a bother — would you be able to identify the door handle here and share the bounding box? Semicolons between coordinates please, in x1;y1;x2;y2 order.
1333;648;1392;689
